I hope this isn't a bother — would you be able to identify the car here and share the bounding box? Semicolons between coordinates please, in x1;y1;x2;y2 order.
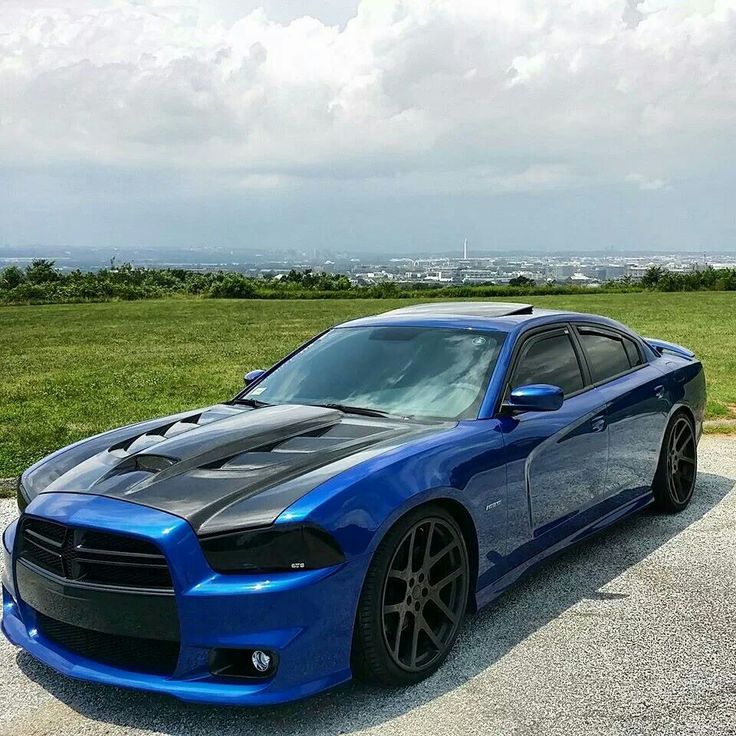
2;301;705;705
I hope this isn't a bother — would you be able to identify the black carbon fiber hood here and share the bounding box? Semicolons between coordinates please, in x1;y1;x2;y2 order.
21;403;444;534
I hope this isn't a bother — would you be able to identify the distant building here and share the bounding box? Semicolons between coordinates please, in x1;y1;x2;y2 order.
626;265;650;282
425;270;453;283
461;269;498;284
603;265;626;280
553;264;575;280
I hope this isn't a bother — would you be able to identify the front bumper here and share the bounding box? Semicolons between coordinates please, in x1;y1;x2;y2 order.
1;493;364;705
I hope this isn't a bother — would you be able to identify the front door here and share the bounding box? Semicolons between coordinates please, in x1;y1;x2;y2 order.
499;326;609;561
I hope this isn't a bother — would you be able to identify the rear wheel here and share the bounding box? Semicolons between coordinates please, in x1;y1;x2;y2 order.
352;505;469;685
653;412;697;512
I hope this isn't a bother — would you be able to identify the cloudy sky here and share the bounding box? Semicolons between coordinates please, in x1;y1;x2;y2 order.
1;0;735;254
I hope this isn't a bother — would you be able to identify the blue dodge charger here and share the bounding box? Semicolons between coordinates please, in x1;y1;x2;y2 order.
2;302;705;705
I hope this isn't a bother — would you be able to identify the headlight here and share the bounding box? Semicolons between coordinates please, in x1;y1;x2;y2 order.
16;477;29;513
200;524;345;574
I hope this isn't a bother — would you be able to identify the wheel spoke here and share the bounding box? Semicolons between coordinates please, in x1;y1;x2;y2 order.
409;614;420;668
419;616;443;651
674;472;685;501
674;421;688;446
388;569;410;582
389;529;415;580
428;540;459;569
406;527;418;574
428;592;459;624
388;557;411;580
391;610;405;656
384;602;404;615
433;566;463;591
421;521;435;569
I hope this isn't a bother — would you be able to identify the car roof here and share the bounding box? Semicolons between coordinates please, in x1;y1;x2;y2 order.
337;301;645;340
381;302;536;318
339;301;572;332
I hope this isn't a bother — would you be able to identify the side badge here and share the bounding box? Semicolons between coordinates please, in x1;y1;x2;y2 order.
485;500;502;511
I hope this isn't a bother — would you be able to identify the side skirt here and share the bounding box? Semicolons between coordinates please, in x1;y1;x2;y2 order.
474;490;655;610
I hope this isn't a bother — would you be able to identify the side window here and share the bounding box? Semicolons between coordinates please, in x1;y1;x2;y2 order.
511;332;584;397
622;336;643;367
577;329;632;383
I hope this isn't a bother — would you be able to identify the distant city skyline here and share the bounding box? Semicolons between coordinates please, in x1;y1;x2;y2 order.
1;242;734;261
2;244;732;290
2;1;735;254
0;243;734;274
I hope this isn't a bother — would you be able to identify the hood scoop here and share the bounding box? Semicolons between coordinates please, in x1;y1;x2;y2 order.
86;454;177;495
109;407;239;458
213;421;396;472
102;404;343;493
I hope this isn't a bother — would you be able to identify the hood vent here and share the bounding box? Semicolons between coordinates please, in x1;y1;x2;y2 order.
207;421;395;472
115;455;176;475
92;405;399;500
109;407;242;458
88;454;177;493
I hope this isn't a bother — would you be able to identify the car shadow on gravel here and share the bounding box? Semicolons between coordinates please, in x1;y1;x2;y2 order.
16;470;735;736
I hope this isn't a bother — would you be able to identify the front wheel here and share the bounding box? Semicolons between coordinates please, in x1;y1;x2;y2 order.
653;412;698;512
352;505;469;685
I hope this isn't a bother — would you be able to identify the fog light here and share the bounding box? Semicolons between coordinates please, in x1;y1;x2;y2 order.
251;649;271;673
209;647;277;679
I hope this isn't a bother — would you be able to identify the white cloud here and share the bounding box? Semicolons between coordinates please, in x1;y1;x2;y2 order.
1;0;735;196
626;172;671;190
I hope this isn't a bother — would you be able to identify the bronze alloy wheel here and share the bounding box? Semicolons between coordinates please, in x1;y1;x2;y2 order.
665;415;697;505
653;412;698;513
380;517;468;672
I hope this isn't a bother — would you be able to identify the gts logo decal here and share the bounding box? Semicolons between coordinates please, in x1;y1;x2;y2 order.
485;500;502;511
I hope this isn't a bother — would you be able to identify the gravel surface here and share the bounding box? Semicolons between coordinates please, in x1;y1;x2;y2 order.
1;436;735;736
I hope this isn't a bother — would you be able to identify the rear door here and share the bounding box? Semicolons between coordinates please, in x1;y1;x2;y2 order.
500;325;609;555
573;324;669;500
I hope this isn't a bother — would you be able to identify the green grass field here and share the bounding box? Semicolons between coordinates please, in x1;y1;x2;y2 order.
2;292;735;480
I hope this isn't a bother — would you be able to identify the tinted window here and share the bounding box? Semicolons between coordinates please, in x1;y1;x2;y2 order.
247;326;505;420
512;332;584;397
622;336;643;367
578;330;631;383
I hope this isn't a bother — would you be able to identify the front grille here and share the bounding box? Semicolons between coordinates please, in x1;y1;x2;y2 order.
35;611;180;675
20;517;173;590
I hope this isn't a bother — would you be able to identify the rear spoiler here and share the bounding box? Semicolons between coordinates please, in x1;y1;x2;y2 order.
644;338;695;360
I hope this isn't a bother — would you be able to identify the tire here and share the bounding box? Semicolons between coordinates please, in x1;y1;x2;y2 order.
652;411;698;513
352;504;470;686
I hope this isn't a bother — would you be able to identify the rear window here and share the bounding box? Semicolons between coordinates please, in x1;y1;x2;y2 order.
622;336;643;367
577;328;638;383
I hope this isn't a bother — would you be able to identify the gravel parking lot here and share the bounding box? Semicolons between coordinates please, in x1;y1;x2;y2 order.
1;436;735;736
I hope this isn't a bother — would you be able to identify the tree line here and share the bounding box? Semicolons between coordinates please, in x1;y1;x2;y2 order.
1;260;736;305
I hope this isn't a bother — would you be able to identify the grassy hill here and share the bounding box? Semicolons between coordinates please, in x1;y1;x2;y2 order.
2;292;735;479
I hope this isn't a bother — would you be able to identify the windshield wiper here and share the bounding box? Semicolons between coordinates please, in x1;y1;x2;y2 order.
233;397;272;408
233;398;410;419
314;402;406;419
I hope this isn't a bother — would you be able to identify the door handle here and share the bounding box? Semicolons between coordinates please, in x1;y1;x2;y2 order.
654;385;665;399
591;416;606;433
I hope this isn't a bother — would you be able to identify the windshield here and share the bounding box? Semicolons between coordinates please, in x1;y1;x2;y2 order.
243;326;505;420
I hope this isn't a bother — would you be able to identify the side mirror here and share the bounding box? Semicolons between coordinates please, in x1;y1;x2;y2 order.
243;369;267;387
503;384;564;413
